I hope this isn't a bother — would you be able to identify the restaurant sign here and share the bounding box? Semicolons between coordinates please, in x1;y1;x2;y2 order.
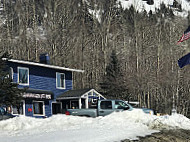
23;93;52;100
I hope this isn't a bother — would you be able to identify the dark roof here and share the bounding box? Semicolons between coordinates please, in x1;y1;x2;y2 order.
57;88;92;98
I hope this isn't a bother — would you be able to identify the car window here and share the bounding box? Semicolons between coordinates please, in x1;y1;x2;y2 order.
100;101;112;109
115;101;129;110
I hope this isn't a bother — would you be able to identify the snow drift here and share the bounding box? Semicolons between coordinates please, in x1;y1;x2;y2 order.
0;109;190;142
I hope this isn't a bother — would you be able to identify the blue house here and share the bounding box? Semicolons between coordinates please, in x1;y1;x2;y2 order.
4;54;85;118
4;54;105;118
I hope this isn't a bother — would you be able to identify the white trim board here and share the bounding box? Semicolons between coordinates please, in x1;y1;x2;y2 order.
56;72;66;89
33;100;45;117
18;67;29;86
3;58;84;73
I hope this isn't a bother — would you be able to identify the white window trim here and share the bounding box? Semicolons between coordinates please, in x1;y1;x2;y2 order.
56;72;66;89
12;100;25;116
10;67;13;80
51;101;62;115
18;67;29;86
33;101;45;116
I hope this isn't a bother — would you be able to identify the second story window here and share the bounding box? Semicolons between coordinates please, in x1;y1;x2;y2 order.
18;67;29;85
4;67;13;81
9;67;13;80
56;72;65;89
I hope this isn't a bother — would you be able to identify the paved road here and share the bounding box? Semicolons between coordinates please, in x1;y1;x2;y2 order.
122;129;190;142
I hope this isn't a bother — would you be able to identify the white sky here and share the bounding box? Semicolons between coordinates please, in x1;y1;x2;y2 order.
0;109;190;142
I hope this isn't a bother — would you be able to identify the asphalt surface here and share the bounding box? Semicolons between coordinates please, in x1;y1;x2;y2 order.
122;129;190;142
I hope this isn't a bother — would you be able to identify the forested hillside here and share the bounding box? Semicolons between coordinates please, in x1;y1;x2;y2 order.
0;0;190;117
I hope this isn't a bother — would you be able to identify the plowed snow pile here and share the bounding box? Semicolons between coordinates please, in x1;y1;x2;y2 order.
0;109;190;142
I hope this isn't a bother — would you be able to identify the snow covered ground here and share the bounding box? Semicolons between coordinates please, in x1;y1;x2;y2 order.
0;109;190;142
118;0;190;17
89;0;190;24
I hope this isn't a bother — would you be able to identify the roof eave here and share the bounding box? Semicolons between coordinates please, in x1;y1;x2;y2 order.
3;58;84;73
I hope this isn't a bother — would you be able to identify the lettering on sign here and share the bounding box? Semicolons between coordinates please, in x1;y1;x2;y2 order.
23;93;52;99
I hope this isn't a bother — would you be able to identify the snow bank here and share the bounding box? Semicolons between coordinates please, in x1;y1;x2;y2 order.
118;0;190;17
0;109;190;142
149;113;190;130
99;109;190;130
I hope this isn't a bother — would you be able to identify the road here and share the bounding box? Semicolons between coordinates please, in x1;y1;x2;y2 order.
122;129;190;142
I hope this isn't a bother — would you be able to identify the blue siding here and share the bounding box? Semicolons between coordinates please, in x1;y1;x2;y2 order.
9;62;73;98
7;62;74;117
25;100;33;117
45;100;51;117
25;100;51;118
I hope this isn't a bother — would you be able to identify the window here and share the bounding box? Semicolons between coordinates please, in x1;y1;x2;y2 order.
18;67;29;85
88;91;99;108
100;101;112;109
3;67;13;81
9;67;13;80
12;101;25;115
115;101;129;110
33;101;44;116
56;72;65;89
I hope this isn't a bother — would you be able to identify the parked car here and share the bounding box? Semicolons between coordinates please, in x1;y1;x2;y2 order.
65;99;154;117
0;107;15;121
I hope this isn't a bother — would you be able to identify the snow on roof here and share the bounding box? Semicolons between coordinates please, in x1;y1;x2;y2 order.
3;58;84;73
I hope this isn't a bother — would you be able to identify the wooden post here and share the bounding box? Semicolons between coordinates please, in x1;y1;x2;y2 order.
85;96;89;109
79;98;82;109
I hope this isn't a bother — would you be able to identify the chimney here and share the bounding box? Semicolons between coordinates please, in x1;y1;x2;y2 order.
39;53;50;64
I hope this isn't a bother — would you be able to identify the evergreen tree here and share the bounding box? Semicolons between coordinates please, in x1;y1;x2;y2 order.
100;50;129;100
0;52;23;112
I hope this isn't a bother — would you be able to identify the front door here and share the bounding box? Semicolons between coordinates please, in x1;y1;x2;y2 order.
52;103;61;114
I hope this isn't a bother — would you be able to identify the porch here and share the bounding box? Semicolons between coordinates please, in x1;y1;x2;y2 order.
56;88;105;111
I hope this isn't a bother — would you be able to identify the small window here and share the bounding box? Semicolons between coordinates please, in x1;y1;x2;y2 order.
33;101;44;116
56;72;65;89
3;67;13;81
100;101;112;109
88;91;98;108
18;67;29;85
9;67;13;80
